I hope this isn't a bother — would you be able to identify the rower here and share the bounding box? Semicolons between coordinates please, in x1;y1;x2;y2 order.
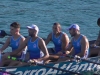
90;18;100;56
9;24;49;66
58;24;89;62
0;22;26;66
45;23;69;63
67;24;89;57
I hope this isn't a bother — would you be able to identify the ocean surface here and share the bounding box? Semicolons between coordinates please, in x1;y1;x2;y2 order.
0;0;100;52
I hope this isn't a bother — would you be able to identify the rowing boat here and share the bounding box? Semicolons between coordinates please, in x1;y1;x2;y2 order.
0;40;99;75
0;56;100;75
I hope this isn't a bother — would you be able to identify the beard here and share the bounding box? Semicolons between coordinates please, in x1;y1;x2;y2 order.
70;33;76;37
29;33;33;37
29;33;36;37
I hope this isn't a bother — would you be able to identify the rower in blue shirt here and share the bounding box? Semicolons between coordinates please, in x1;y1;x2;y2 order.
72;34;89;58
52;31;67;53
0;22;26;67
10;35;24;51
45;23;69;63
27;37;44;59
65;24;89;59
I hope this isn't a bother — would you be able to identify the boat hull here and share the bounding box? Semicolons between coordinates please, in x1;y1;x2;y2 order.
1;56;100;75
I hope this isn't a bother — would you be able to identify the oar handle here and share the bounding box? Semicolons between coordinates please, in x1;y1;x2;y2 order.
7;56;27;62
0;42;5;45
8;56;43;65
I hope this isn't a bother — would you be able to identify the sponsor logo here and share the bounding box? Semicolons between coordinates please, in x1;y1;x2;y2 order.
5;62;100;75
33;44;36;48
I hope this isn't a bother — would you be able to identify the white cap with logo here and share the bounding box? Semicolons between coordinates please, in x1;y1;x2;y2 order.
27;24;39;33
67;24;80;30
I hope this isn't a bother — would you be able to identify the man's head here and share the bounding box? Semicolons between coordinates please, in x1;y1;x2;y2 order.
97;18;100;27
27;24;39;37
10;22;20;35
0;30;7;38
67;24;80;37
52;23;61;34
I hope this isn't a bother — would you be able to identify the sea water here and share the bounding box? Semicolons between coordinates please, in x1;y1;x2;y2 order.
0;0;100;52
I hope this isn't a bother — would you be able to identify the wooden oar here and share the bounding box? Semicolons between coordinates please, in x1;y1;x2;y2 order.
7;56;82;75
65;55;100;65
0;42;11;48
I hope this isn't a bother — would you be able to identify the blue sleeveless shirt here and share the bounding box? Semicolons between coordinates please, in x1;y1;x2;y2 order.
72;35;89;58
52;32;64;53
10;35;23;51
27;37;44;59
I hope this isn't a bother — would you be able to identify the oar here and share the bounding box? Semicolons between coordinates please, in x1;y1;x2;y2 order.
0;30;46;40
0;42;11;48
0;42;4;45
0;70;17;75
65;55;100;65
7;56;82;75
0;30;10;37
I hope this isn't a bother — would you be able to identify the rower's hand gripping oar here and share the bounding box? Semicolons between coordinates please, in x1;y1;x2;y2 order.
8;56;44;65
7;56;83;75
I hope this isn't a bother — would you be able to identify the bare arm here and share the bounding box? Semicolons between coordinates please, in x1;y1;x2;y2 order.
91;31;100;46
0;37;10;52
39;38;49;60
45;33;52;45
10;37;29;56
95;37;100;45
16;37;27;56
65;39;73;54
61;33;69;52
77;36;89;57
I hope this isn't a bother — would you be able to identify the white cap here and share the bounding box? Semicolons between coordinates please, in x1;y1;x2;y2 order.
67;24;80;30
27;24;39;32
